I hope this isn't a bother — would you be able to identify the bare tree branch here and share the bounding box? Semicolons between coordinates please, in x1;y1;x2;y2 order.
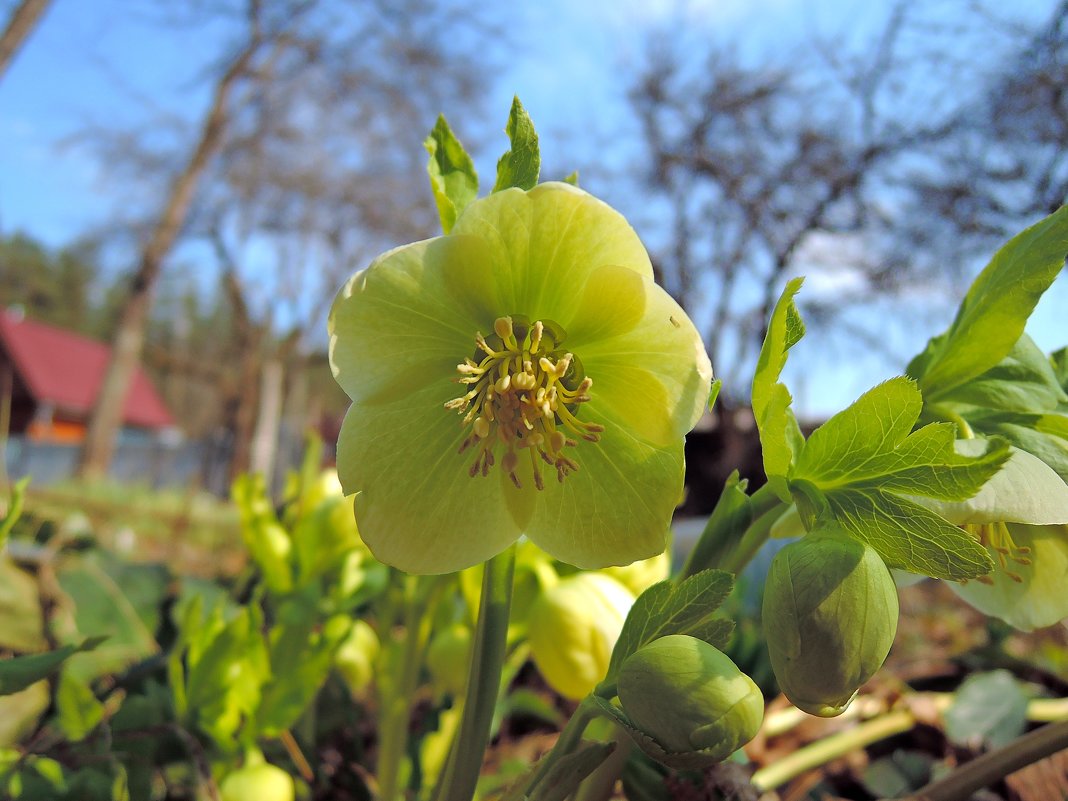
0;0;51;81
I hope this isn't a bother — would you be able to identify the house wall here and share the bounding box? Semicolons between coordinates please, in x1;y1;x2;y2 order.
26;416;86;443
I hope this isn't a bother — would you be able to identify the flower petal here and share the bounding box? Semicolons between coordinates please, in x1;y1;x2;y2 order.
329;235;499;405
335;380;523;574
951;524;1068;631
918;441;1068;525
574;267;713;447
521;403;682;569
450;182;653;328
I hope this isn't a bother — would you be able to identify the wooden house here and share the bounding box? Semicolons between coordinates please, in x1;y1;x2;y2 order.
0;310;173;443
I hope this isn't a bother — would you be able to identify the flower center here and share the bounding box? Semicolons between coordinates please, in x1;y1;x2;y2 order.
963;522;1033;584
445;315;604;489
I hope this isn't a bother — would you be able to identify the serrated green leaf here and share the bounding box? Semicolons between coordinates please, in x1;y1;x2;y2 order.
424;114;478;233
931;335;1067;414
908;206;1068;398
753;278;805;499
967;411;1068;484
0;638;106;696
824;488;992;579
601;570;734;691
493;96;540;192
914;439;1068;526
789;377;1009;579
795;379;1008;499
794;377;921;485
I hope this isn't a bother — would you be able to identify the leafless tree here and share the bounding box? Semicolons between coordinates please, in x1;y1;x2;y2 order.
77;0;499;479
0;0;51;81
898;0;1068;259
78;0;267;479
630;1;1067;406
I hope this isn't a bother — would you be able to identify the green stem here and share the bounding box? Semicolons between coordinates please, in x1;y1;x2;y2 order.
751;709;916;791
679;480;784;580
906;717;1068;801
522;696;600;797
762;694;1068;740
435;545;516;801
719;502;781;576
930;405;975;439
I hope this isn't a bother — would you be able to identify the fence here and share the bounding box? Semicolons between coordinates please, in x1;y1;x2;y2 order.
3;435;231;495
3;422;311;497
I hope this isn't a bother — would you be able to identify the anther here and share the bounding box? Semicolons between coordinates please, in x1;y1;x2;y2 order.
530;321;543;352
494;316;514;340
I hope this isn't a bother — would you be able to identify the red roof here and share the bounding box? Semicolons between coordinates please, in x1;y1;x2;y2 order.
0;311;174;429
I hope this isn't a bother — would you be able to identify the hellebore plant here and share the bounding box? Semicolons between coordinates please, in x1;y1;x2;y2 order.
321;98;1068;801
328;99;714;801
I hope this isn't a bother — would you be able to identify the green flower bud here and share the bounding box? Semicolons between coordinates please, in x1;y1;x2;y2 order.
220;761;294;801
426;624;472;697
293;494;368;579
301;468;344;512
617;635;763;766
528;573;634;700
335;620;380;697
762;533;898;717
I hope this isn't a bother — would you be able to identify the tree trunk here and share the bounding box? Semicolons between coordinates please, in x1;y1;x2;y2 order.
77;42;256;479
0;0;51;81
249;359;283;487
226;348;262;483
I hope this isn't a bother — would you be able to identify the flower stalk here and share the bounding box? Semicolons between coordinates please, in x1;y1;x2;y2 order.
435;545;516;801
752;695;1068;792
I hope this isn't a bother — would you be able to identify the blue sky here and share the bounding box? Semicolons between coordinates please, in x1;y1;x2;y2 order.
1;0;1064;418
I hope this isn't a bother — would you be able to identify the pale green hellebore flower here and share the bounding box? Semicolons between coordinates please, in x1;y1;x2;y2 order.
527;572;635;700
335;620;380;698
919;440;1068;631
329;183;712;574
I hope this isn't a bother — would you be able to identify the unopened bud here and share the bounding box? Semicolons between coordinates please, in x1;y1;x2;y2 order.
762;532;898;717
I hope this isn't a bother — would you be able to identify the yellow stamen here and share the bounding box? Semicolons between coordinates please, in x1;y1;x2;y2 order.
963;522;1031;584
445;316;602;488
